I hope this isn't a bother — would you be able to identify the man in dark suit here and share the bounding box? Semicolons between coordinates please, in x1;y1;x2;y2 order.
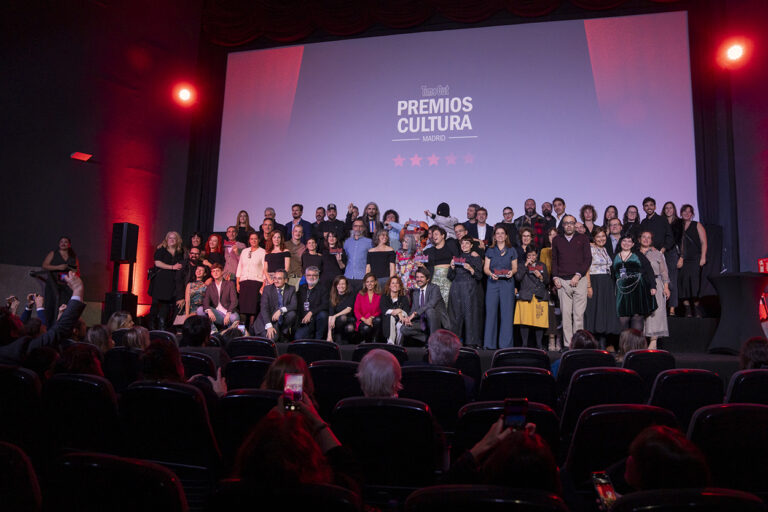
253;269;297;341
284;203;314;245
202;263;239;330
605;218;623;261
294;266;329;340
399;267;449;345
0;271;86;365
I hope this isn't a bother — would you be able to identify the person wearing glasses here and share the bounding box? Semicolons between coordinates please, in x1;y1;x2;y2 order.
551;215;592;349
294;266;328;340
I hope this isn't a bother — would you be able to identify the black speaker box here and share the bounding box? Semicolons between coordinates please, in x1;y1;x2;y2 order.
102;292;138;324
110;223;139;262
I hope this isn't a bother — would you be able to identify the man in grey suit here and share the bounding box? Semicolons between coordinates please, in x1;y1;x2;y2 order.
202;263;239;330
253;269;297;341
399;267;449;346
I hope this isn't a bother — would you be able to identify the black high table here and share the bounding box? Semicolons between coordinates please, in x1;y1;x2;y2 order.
708;272;768;354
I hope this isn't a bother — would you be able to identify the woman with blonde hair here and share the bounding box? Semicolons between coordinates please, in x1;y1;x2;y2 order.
149;231;185;330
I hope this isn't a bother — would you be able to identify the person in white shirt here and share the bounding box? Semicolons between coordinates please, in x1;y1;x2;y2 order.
237;232;266;332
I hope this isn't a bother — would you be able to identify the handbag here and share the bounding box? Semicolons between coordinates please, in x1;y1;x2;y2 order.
147;267;160;280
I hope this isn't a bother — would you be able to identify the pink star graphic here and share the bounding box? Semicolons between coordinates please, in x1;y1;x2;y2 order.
393;154;405;167
445;153;457;165
410;153;422;167
427;153;440;166
464;153;474;164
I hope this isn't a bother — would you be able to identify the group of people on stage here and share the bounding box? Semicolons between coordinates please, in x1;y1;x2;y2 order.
145;196;708;350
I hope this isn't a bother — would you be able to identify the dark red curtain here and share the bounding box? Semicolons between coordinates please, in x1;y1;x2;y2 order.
203;0;682;46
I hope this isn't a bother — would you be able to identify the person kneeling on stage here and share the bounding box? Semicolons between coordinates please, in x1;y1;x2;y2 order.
254;269;297;341
399;267;449;346
294;266;329;340
201;263;239;332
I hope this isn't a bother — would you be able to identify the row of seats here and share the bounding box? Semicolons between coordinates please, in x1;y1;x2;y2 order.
4;441;765;512
3;362;768;491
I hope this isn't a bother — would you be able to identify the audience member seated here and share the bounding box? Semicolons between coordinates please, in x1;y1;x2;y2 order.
121;326;151;351
400;267;449;346
141;338;226;417
616;328;647;364
354;273;382;343
85;325;112;354
445;419;561;495
624;425;710;491
106;310;134;336
550;329;598;377
427;329;476;400
327;276;356;344
232;397;360;495
22;346;60;383
0;272;86;365
55;343;104;376
201;263;240;333
261;353;318;408
295;266;329;340
739;336;768;369
180;315;231;369
253;269;297;341
356;348;403;397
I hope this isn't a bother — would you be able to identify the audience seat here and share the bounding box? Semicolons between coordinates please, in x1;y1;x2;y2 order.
121;381;222;510
405;485;569;512
688;403;768;498
456;346;482;384
492;348;551;371
42;373;120;454
44;452;188;512
621;349;676;400
103;347;142;393
309;360;363;421
226;337;277;358
452;401;560;461
555;349;616;397
559;367;644;437
0;365;42;453
288;339;341;363
215;389;282;470
648;369;724;429
352;343;408;365
0;441;41;512
562;404;678;488
612;487;766;512
209;478;361;512
331;397;437;487
148;330;178;344
181;352;216;378
478;366;556;407
725;369;768;405
223;356;274;390
400;365;468;432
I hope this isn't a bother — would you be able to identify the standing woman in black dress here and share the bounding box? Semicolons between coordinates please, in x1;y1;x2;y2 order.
149;231;185;330
320;231;346;288
677;204;707;317
579;204;600;241
603;205;619;230
448;235;484;346
41;236;79;326
235;210;257;244
264;231;291;287
663;201;683;315
366;229;396;289
622;205;641;241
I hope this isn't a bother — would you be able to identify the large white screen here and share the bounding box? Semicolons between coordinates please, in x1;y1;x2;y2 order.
215;11;697;229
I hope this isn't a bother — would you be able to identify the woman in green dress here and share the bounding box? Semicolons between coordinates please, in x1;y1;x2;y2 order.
611;234;657;332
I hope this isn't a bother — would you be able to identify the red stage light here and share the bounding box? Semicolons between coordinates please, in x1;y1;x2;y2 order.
717;38;752;69
726;44;744;61
172;82;197;107
70;151;93;162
